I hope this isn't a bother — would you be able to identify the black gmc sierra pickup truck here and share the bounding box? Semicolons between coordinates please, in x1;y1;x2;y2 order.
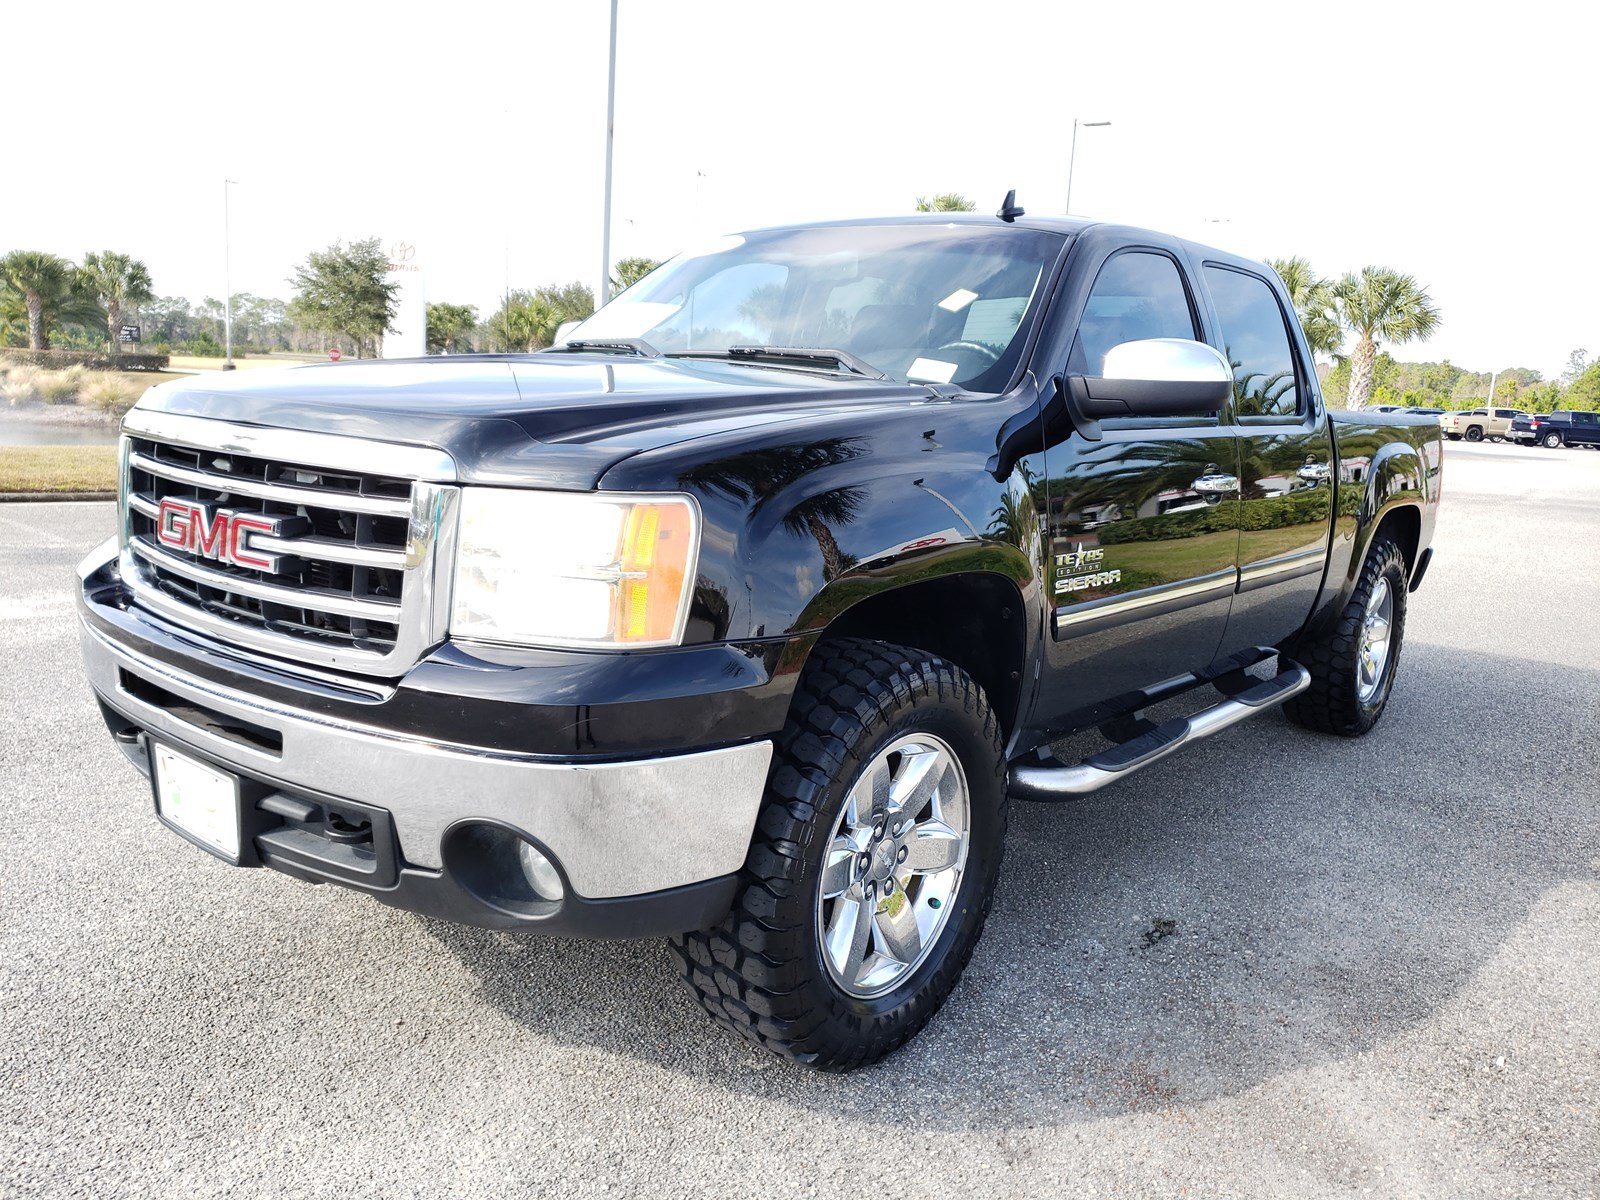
76;210;1441;1069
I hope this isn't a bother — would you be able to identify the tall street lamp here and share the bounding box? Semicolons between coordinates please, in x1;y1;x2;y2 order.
1065;119;1111;216
223;178;238;370
598;0;619;306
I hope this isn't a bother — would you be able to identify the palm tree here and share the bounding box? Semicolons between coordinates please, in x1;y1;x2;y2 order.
1269;257;1341;358
0;251;75;349
1331;267;1441;410
426;302;478;353
915;193;976;213
80;251;154;356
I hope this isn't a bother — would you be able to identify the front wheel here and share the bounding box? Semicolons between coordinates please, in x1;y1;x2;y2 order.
1285;535;1408;737
670;639;1006;1070
1543;431;1565;448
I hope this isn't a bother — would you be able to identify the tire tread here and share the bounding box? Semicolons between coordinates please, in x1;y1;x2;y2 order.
669;638;1006;1070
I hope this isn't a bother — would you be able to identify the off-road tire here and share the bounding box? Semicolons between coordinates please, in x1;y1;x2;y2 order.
1285;535;1408;737
669;638;1007;1070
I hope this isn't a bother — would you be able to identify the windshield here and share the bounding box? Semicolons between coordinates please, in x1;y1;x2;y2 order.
561;224;1065;392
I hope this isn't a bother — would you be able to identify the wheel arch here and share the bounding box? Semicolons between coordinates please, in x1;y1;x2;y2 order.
812;569;1032;747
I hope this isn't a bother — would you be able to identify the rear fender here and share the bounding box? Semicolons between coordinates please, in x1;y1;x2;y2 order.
1299;438;1427;643
1346;441;1425;587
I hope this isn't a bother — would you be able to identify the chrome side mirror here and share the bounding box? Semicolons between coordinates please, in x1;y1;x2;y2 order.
1070;338;1234;419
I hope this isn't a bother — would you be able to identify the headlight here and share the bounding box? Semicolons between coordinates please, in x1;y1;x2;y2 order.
449;489;700;649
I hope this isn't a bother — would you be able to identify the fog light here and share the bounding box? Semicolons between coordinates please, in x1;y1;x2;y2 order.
517;840;565;901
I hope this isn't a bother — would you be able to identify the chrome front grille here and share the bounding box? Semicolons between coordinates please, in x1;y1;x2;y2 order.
118;410;459;676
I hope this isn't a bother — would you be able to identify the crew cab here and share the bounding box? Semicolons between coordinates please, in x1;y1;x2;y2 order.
1508;409;1600;448
75;210;1441;1069
1439;407;1523;442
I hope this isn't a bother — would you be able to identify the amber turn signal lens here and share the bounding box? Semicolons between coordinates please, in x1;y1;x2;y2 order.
614;501;695;643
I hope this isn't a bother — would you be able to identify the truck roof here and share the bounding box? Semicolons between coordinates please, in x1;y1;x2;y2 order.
731;212;1265;276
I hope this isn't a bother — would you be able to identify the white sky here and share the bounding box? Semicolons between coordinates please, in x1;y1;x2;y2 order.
7;0;1596;376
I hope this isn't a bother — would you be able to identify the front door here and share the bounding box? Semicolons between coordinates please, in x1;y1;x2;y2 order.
1202;263;1333;655
1031;243;1240;733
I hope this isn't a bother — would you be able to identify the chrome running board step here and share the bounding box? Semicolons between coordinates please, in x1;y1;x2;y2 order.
1010;660;1311;800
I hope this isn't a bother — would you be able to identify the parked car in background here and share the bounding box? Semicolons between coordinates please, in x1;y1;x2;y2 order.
1411;407;1445;416
1439;407;1524;442
1508;410;1600;448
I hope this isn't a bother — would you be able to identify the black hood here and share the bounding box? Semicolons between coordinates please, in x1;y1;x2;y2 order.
133;355;936;489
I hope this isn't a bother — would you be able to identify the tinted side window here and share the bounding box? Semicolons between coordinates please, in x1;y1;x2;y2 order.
1575;412;1598;426
1205;266;1301;419
1069;252;1196;375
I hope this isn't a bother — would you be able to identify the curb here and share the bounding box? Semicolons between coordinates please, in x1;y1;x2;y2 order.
0;492;117;503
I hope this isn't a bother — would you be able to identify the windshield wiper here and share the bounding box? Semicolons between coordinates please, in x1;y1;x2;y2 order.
546;337;662;358
668;345;889;380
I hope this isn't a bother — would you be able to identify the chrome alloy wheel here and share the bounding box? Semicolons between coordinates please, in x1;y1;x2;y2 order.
1357;576;1395;703
816;734;971;999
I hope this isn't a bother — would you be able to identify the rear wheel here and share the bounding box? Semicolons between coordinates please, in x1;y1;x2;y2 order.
1465;425;1484;442
1543;431;1565;448
1286;534;1408;737
670;638;1006;1070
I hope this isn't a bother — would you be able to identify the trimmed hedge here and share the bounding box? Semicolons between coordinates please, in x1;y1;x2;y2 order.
0;347;170;372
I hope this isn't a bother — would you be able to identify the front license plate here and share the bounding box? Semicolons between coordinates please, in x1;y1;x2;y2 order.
152;742;243;862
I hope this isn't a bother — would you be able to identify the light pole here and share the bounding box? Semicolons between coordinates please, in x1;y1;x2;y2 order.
598;0;619;306
1065;119;1111;216
222;179;238;370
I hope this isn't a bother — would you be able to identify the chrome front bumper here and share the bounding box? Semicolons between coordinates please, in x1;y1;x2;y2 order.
79;607;773;901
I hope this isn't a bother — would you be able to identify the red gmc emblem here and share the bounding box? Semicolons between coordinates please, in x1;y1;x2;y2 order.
156;498;286;572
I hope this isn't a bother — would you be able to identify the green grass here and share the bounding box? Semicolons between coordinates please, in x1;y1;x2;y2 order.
0;445;118;493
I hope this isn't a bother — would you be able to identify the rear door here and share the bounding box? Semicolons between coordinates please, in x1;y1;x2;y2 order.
1030;234;1240;732
1571;411;1600;445
1201;262;1333;657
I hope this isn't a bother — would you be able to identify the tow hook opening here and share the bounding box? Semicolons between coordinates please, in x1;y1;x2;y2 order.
321;809;373;845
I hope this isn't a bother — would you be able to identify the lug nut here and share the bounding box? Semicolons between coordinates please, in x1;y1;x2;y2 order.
859;852;872;871
897;846;908;863
883;878;895;895
865;881;876;898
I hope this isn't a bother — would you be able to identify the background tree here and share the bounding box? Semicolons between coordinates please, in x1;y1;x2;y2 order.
1330;267;1441;409
79;251;154;356
1560;348;1588;385
915;193;976;212
426;302;478;353
485;281;595;351
287;238;397;358
1268;256;1341;357
610;257;661;294
1565;362;1600;409
0;251;85;349
533;281;595;325
486;291;558;351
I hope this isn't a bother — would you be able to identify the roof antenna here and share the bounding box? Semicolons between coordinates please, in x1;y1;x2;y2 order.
996;189;1025;223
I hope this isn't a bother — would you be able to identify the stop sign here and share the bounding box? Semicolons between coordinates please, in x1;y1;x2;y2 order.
329;346;343;362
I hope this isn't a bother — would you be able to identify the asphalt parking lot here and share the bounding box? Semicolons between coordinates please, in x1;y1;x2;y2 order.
2;439;1596;1198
